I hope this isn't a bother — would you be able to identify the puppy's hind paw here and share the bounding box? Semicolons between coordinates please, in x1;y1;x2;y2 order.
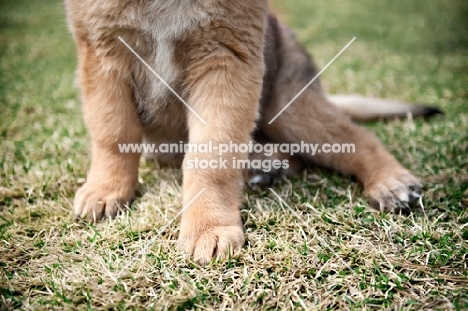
364;168;422;214
246;170;280;190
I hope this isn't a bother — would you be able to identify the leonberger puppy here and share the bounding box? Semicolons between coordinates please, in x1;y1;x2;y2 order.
65;0;440;264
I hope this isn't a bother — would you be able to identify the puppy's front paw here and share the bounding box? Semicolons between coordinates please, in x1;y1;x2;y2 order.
364;168;422;213
178;219;244;265
73;182;135;222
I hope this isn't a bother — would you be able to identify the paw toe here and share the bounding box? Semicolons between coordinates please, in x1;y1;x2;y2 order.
73;184;133;222
178;226;244;265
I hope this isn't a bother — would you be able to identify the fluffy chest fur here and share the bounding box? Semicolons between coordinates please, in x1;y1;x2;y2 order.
66;0;268;134
65;0;215;129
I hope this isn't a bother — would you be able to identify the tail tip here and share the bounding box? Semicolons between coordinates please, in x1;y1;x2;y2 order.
412;105;444;118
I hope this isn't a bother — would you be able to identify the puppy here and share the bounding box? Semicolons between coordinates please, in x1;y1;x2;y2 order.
66;0;439;264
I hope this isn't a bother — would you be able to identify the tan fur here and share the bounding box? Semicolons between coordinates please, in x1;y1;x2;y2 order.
66;0;427;264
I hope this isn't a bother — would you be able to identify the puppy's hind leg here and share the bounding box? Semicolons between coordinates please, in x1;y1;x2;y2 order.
261;24;422;212
263;93;422;213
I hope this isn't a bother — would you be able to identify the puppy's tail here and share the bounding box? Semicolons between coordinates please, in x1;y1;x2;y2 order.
328;94;443;121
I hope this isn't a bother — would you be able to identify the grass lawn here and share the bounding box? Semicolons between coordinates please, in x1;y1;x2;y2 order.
1;0;467;309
